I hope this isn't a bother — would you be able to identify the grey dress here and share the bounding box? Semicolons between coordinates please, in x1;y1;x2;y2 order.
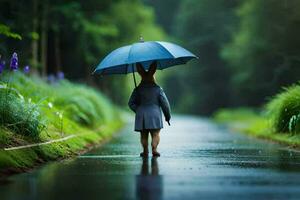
128;82;171;132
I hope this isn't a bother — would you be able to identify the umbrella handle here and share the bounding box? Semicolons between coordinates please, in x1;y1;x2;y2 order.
132;64;137;88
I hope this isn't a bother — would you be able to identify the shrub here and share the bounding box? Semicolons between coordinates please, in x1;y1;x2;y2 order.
0;70;118;138
9;72;117;128
267;83;300;134
0;88;45;137
53;81;115;127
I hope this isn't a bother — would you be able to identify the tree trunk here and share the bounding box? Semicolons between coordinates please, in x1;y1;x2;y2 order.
31;0;39;75
40;1;48;76
54;31;61;72
81;34;92;84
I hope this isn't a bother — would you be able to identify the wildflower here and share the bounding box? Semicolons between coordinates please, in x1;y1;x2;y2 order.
56;111;63;119
23;65;30;74
0;61;5;74
57;71;64;80
48;102;53;109
10;52;18;71
47;74;55;84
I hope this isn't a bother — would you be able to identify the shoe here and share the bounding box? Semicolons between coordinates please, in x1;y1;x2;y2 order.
140;152;148;157
152;151;160;157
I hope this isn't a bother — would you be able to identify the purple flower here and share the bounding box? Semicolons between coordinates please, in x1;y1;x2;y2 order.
47;74;56;84
10;52;18;71
0;61;5;74
23;65;30;74
57;71;64;80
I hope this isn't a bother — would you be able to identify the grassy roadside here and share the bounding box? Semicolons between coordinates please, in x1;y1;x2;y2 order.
0;72;125;176
0;121;123;176
213;108;300;148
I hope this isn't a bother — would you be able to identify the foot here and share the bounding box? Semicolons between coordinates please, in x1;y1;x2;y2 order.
152;151;160;157
140;152;149;157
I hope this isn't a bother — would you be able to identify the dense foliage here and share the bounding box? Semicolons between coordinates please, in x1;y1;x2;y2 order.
0;0;165;106
148;0;300;114
267;84;300;134
0;71;118;137
2;0;300;115
147;0;239;114
223;0;300;106
0;87;44;137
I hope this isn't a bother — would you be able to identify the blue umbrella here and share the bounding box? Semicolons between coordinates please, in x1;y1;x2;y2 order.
93;39;198;87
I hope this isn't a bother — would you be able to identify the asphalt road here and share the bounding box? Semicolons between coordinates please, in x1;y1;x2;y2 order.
1;115;300;200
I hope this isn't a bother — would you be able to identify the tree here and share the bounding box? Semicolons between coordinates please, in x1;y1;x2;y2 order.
0;0;165;106
143;0;183;34
222;0;300;106
163;0;239;114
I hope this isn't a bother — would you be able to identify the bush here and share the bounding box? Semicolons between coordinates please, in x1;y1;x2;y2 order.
267;83;300;134
0;72;119;138
0;88;44;137
10;72;117;125
53;81;116;127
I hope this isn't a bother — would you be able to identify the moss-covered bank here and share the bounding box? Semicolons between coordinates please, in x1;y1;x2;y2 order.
0;121;123;176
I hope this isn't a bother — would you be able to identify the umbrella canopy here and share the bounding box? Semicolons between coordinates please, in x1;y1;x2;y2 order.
93;41;198;75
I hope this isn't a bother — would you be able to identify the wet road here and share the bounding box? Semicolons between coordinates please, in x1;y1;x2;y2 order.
1;115;300;200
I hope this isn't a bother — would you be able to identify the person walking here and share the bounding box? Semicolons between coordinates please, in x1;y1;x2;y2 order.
128;61;171;157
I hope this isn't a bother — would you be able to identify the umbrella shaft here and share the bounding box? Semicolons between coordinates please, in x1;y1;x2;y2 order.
131;64;137;88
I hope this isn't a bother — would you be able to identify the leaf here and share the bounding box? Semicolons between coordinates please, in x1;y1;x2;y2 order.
0;24;22;40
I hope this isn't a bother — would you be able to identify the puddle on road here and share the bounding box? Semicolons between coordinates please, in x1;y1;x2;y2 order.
195;148;300;172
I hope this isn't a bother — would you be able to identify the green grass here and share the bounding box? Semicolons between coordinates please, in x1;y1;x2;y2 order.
213;108;260;123
213;108;300;148
0;89;44;137
267;84;300;133
0;72;124;175
214;83;300;148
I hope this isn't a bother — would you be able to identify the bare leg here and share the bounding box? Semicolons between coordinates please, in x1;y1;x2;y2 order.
150;129;160;156
140;130;149;157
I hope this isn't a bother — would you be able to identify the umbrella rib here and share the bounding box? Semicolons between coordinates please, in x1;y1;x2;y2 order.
127;45;134;65
155;42;175;59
